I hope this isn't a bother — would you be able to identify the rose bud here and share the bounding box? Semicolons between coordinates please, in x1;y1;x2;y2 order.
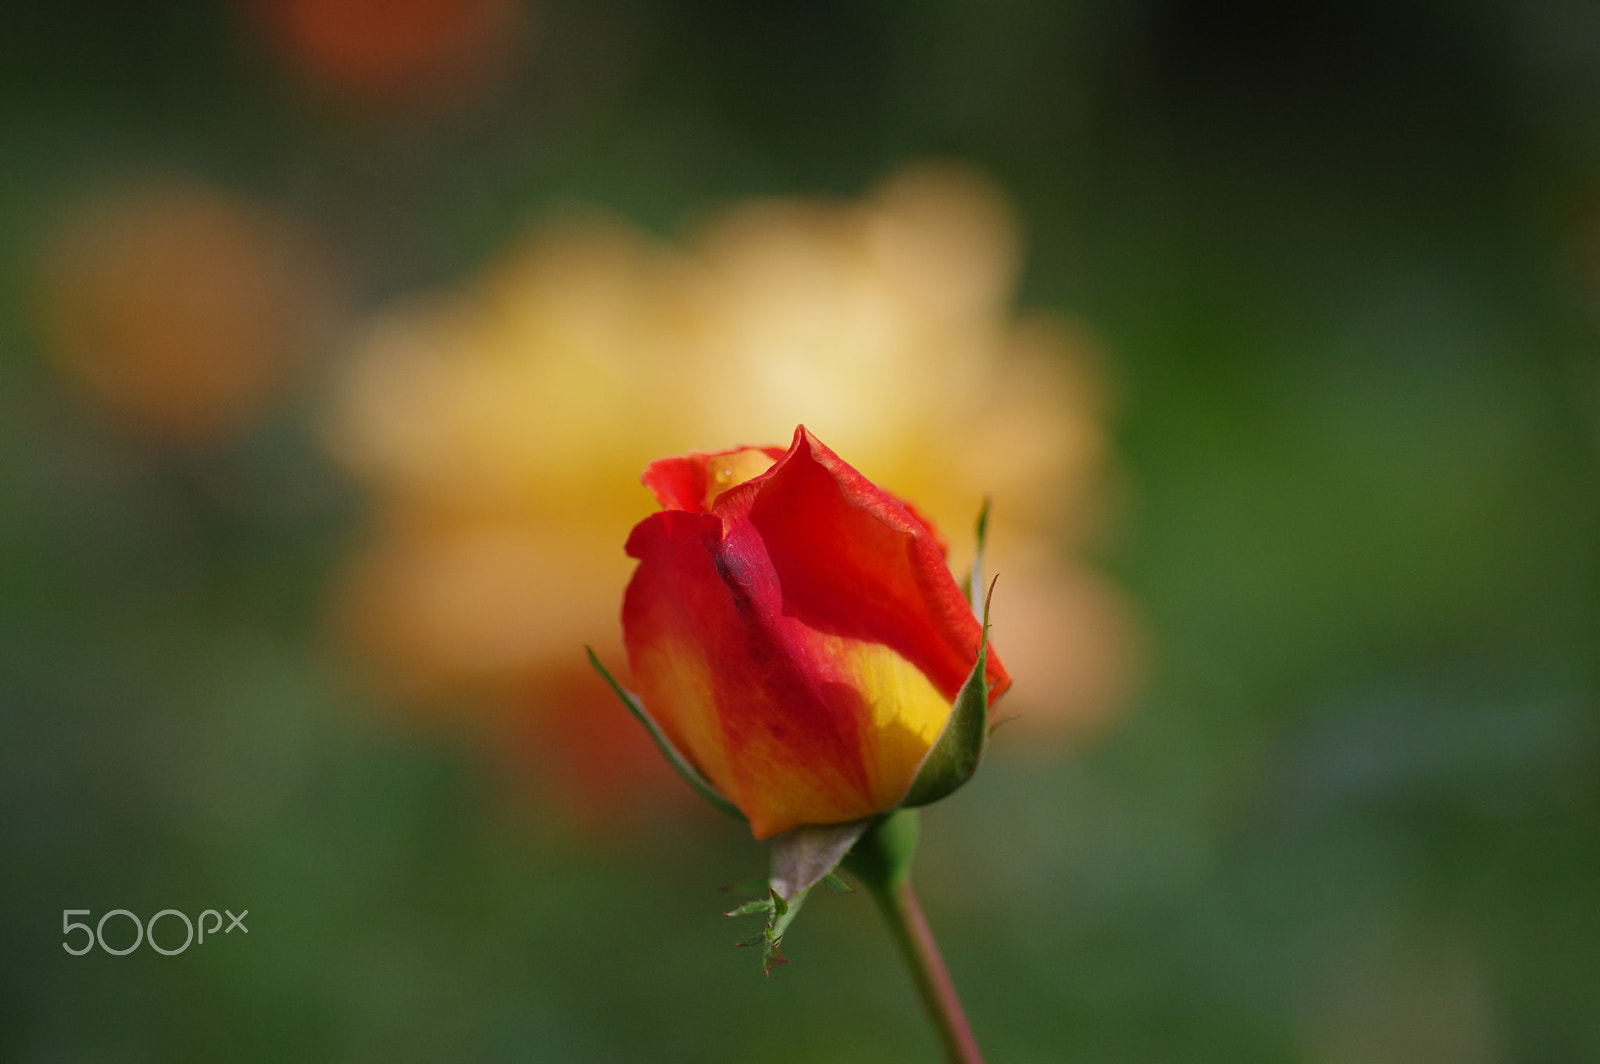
611;425;1010;839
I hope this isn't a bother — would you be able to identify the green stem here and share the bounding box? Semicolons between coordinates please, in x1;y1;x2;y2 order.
844;810;985;1064
867;875;986;1064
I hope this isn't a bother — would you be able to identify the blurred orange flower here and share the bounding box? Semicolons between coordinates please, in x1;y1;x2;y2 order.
252;0;527;106
35;176;328;447
329;163;1137;825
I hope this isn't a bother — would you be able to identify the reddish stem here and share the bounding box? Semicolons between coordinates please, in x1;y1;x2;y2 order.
869;877;985;1064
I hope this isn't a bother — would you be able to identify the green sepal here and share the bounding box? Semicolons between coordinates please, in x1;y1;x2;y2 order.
728;888;794;976
821;873;854;894
900;578;996;809
729;895;792;975
585;647;744;822
727;818;874;975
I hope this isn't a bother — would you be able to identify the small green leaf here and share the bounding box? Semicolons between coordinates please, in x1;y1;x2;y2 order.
900;578;997;808
821;873;854;894
585;647;744;822
722;898;774;918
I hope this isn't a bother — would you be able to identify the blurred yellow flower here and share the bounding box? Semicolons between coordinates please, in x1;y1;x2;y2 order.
35;176;327;447
329;163;1137;821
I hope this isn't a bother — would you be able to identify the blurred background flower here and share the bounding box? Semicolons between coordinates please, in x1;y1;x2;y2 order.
327;163;1136;825
33;176;330;448
250;0;530;108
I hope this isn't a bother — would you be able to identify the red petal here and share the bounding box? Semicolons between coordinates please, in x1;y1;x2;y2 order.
623;509;881;837
729;427;1009;702
641;444;788;512
639;455;708;512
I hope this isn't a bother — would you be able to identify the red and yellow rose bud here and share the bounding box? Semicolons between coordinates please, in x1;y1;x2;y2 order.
618;426;1009;839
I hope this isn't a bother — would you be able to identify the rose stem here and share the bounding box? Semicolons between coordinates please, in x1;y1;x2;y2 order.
864;874;986;1064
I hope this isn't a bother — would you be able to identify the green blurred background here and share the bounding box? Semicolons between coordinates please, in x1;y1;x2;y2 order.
3;1;1598;1061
